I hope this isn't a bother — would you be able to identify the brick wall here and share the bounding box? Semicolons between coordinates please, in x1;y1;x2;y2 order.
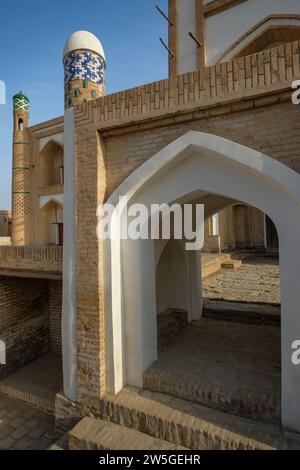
0;277;49;379
103;99;300;198
49;280;62;354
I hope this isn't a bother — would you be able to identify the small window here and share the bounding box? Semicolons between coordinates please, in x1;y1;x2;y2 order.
18;118;24;131
91;90;97;99
68;83;72;91
74;88;80;97
82;79;88;88
59;165;64;185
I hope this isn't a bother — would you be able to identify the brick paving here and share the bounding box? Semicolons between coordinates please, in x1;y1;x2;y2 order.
144;318;281;422
0;395;57;450
202;257;280;304
0;353;63;414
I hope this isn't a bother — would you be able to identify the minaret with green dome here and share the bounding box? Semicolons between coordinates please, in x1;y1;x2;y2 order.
11;91;30;246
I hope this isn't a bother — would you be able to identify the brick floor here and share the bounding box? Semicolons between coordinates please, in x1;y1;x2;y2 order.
0;395;57;450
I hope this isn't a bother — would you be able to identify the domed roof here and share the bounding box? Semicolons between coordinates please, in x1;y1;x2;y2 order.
63;31;106;63
13;91;29;102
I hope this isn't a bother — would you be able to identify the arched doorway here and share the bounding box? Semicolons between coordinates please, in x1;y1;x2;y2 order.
156;239;190;352
40;199;64;246
101;131;300;432
40;140;64;187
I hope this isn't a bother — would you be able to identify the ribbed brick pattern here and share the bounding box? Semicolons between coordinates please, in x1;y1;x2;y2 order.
75;40;300;129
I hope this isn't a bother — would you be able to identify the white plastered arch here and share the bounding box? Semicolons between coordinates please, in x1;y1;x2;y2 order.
39;194;64;210
103;131;300;433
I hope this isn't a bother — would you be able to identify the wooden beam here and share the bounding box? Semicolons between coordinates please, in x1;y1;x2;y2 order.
156;5;173;26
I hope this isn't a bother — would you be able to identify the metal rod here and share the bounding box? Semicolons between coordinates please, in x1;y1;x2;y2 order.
156;5;173;26
188;32;202;48
159;37;174;58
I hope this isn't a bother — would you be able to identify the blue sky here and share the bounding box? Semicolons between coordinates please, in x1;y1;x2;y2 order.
0;0;168;209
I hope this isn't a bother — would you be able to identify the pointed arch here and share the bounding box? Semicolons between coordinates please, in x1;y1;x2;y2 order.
40;139;64;187
102;130;300;432
218;15;300;63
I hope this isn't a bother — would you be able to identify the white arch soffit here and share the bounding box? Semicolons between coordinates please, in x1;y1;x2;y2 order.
220;17;300;63
39;137;64;154
40;194;64;210
104;131;300;393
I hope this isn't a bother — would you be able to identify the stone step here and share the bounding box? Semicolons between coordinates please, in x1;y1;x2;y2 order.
221;260;242;271
143;364;280;424
202;254;230;279
100;387;300;450
68;417;187;450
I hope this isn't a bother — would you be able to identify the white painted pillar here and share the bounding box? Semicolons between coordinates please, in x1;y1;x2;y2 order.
62;108;77;401
279;223;300;433
123;237;157;388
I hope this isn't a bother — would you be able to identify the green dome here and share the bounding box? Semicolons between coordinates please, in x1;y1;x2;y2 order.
13;92;29;112
13;92;29;102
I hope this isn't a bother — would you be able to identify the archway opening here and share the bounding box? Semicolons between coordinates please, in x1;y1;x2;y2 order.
40;200;63;246
146;194;281;424
40;141;64;188
104;131;300;432
156;239;189;353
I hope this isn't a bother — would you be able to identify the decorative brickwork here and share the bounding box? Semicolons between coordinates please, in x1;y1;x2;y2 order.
74;41;300;132
12;95;30;246
0;246;62;276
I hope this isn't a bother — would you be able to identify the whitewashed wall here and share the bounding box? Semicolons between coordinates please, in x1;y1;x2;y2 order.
205;0;300;65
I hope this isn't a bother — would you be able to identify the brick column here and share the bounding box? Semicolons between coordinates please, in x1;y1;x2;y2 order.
75;109;106;408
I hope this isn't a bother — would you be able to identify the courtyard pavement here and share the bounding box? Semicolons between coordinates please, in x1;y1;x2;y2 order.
0;394;57;450
202;257;280;304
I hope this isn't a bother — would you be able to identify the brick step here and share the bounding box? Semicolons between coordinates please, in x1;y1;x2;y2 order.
100;387;300;450
0;382;54;415
143;364;280;424
202;254;230;279
68;417;187;450
221;260;242;271
203;300;281;326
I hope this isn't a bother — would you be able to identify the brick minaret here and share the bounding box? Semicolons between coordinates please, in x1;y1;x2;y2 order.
11;92;30;246
63;31;106;109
